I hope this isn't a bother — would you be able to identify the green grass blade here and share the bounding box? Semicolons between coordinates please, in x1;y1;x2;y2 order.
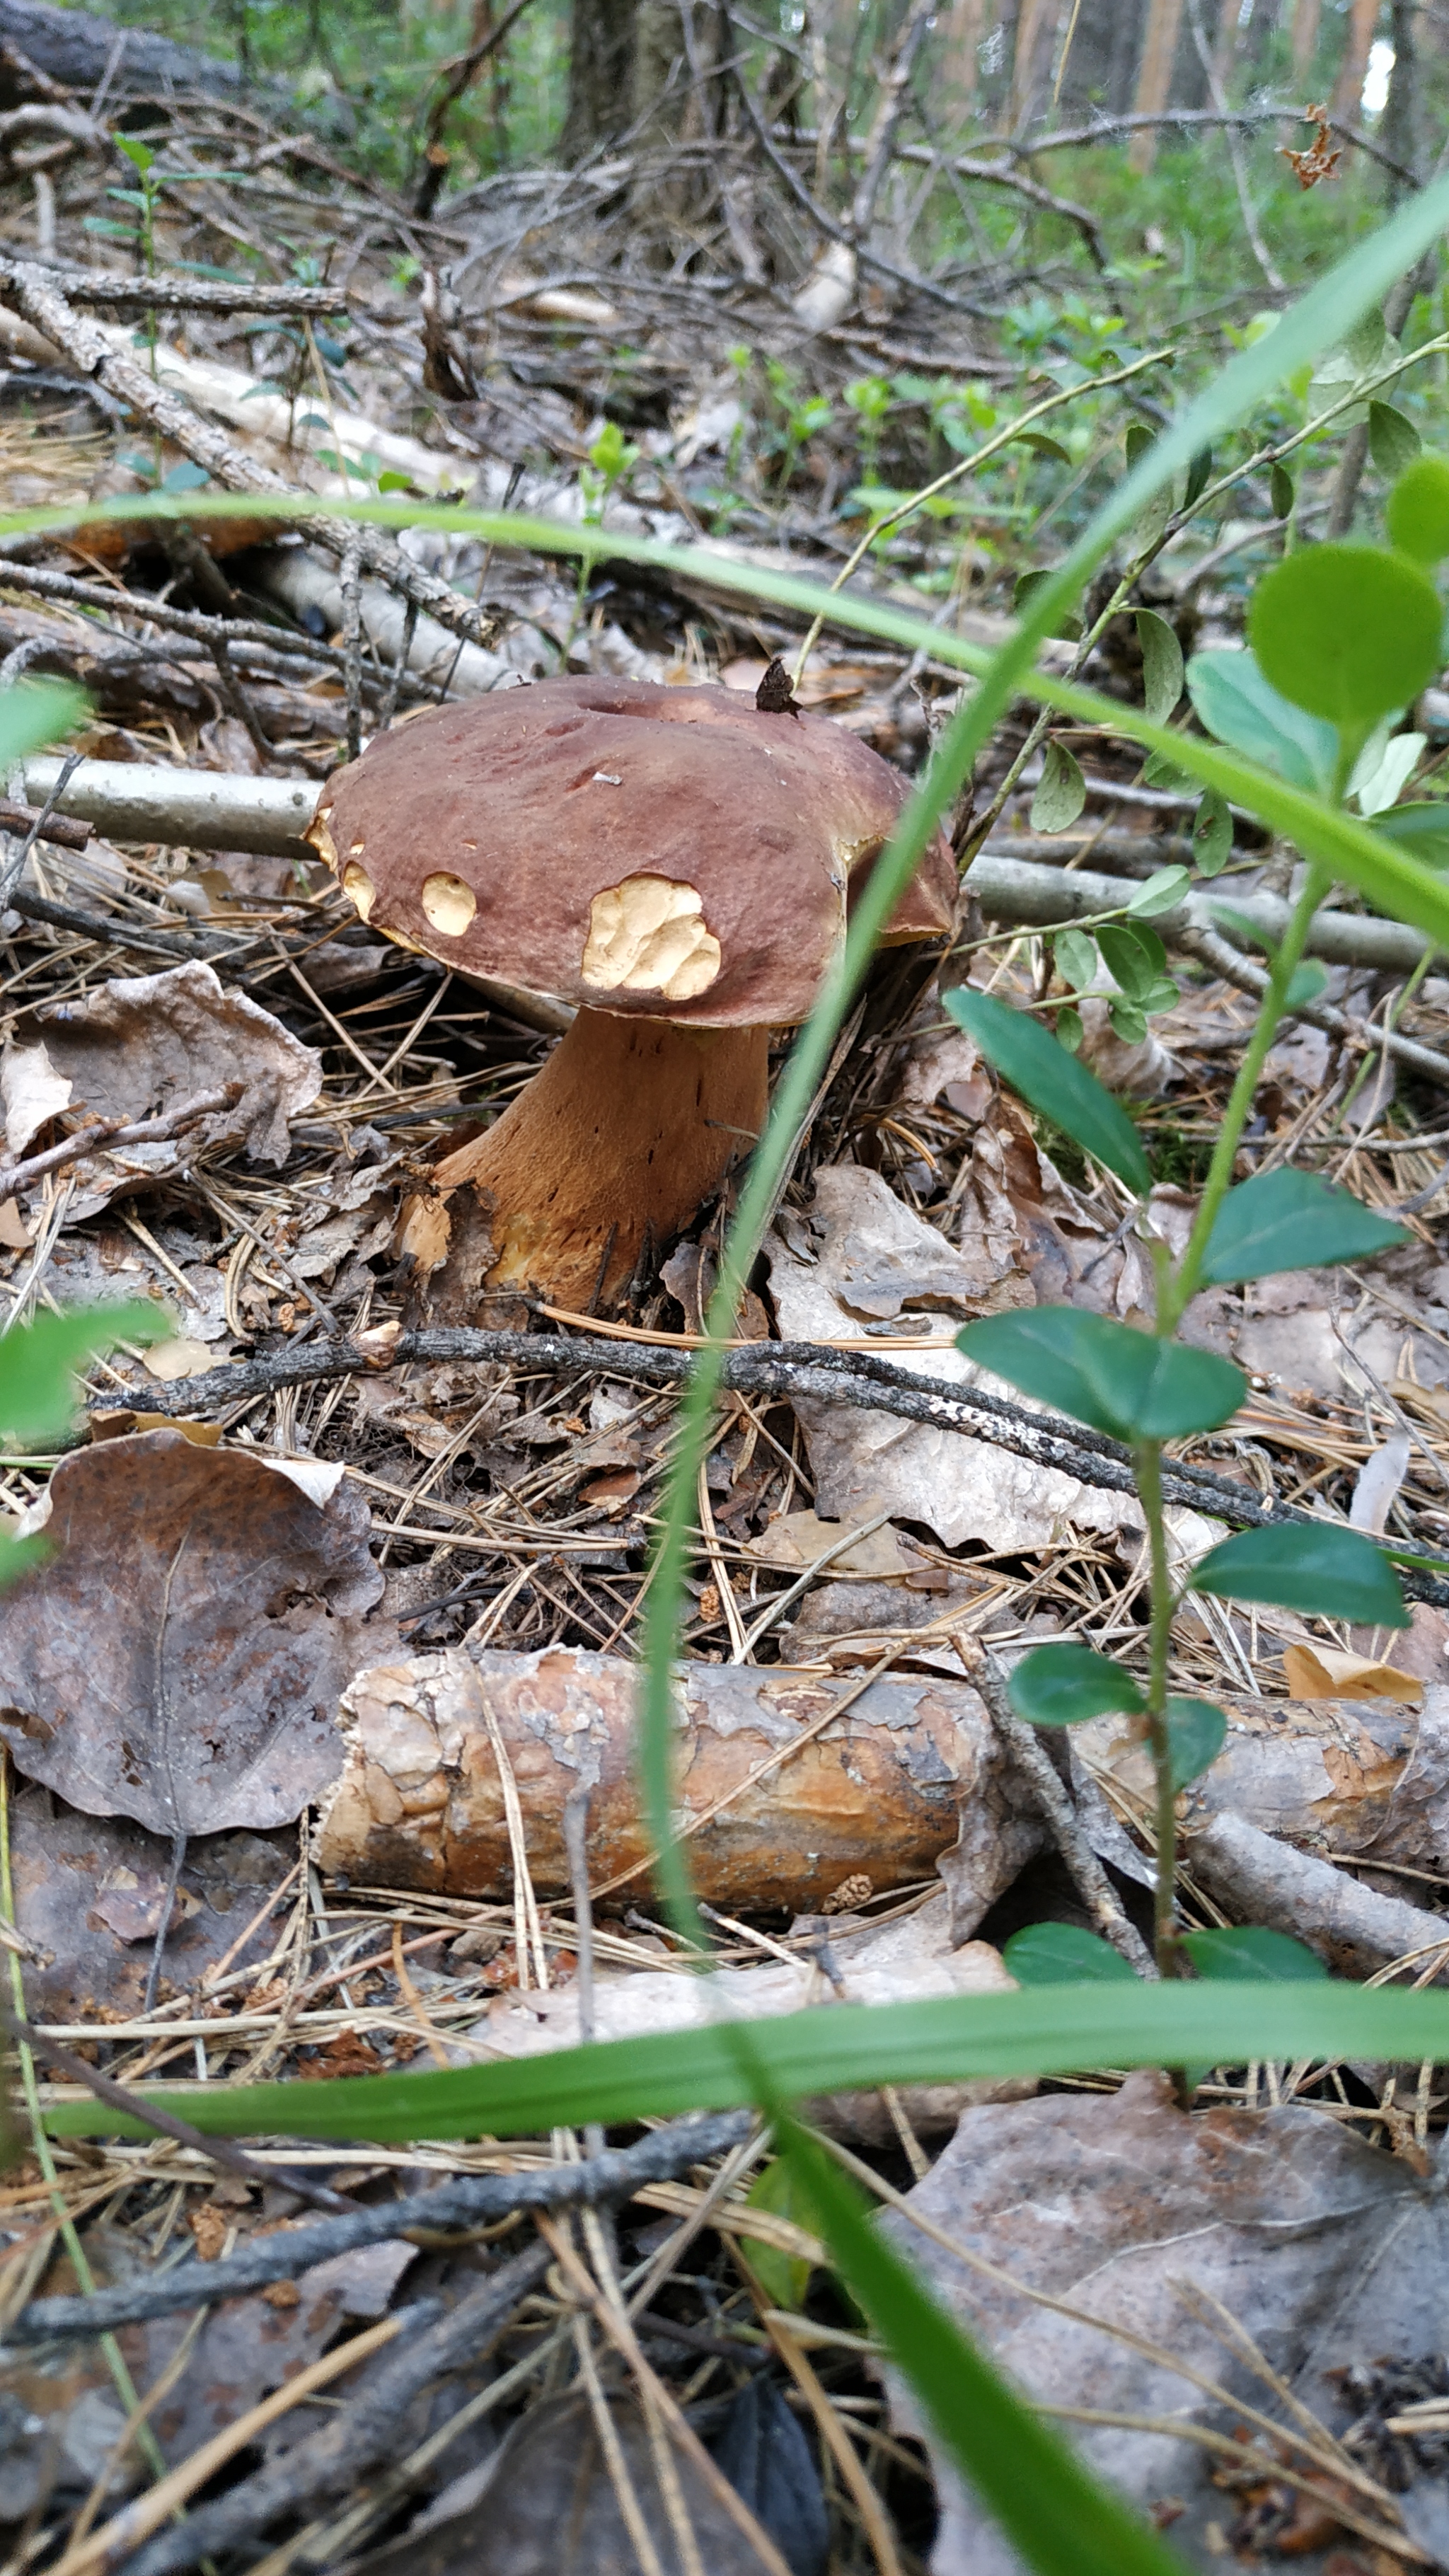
44;1980;1449;2143
776;2118;1190;2576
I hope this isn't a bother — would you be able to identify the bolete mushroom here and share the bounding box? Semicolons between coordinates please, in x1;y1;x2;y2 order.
308;674;955;1312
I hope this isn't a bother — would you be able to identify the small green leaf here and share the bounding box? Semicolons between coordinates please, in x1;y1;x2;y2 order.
1165;1696;1227;1789
0;679;88;777
1014;568;1084;642
1053;927;1099;990
958;1307;1247;1442
1183;445;1213;509
1269;459;1295;519
1127;865;1191;915
1055;1005;1083;1052
1032;739;1088;833
1124;422;1154;469
0;1303;171;1448
740;2156;816;2310
1004;1923;1137;1986
1201;1169;1408;1284
1015;429;1072;463
1248;544;1443;732
1283;959;1329;1008
1139;975;1179;1014
1008;1643;1144;1726
1191;787;1233;876
1180;1926;1327;1982
1368;399;1422;478
1187;649;1337;793
1190;1521;1409;1627
1136;609;1184;724
1109;999;1148;1043
1351;725;1425;816
1142;749;1195;792
1387;451;1449;565
1097;920;1167;1000
945;988;1153;1194
1374;799;1449;865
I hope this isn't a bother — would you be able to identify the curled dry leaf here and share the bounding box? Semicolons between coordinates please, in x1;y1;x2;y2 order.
1281;1644;1423;1704
885;2069;1449;2576
316;1644;1036;1921
471;1891;1032;2142
0;1429;385;1837
0;961;321;1217
765;1164;1136;1552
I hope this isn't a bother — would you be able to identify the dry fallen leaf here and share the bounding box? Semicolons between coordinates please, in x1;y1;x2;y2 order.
766;1163;1137;1552
884;2069;1449;2575
1281;1645;1423;1705
0;961;321;1217
349;2390;771;2576
0;1429;386;1837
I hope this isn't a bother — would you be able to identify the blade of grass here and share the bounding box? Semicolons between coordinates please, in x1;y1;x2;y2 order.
42;1979;1449;2142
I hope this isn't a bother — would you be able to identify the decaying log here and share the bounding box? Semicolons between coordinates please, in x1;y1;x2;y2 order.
22;756;319;857
317;1644;1033;1922
0;0;248;101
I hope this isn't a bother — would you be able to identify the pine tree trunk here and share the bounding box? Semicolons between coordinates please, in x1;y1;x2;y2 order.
1332;0;1383;117
1290;0;1322;88
1128;0;1185;168
561;0;638;153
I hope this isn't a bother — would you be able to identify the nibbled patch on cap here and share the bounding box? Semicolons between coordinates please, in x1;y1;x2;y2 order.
581;876;722;1001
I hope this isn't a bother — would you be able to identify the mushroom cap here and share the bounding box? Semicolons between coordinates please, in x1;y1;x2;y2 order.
309;676;957;1028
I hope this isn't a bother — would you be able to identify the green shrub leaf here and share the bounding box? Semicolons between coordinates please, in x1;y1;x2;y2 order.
1373;799;1449;866
0;1303;171;1448
1015;567;1084;641
1053;927;1099;990
945;988;1152;1194
1165;1696;1227;1789
740;2156;816;2310
1368;399;1422;478
1269;460;1295;519
958;1308;1247;1441
1127;865;1191;914
1180;1927;1327;1982
1004;1924;1138;1985
1008;1643;1145;1725
1098;920;1167;1001
1189;1521;1409;1625
1200;1168;1408;1284
1136;608;1184;723
1191;787;1233;875
1032;738;1087;832
1247;544;1443;731
1387;451;1449;564
1186;649;1337;792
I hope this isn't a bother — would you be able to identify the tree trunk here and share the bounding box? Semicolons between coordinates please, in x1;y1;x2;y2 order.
942;0;991;110
561;0;639;154
1381;0;1421;192
1332;0;1383;116
1128;0;1186;168
1290;0;1322;87
1009;0;1061;129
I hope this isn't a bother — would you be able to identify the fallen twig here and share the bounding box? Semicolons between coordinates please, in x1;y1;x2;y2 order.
0;1082;241;1196
122;1324;1449;1605
1188;1812;1449;1982
6;2108;752;2347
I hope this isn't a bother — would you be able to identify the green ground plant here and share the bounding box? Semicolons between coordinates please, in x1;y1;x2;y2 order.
27;169;1449;2576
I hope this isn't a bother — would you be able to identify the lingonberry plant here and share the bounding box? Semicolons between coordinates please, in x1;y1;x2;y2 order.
952;485;1449;1989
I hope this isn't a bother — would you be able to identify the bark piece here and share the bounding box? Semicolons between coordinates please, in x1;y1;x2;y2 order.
0;0;248;99
0;1430;385;1836
1080;1685;1449;1876
884;2069;1449;2575
316;1644;1028;1921
473;1892;1033;2139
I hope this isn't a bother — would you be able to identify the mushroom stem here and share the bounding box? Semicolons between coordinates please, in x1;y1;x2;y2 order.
419;1008;770;1313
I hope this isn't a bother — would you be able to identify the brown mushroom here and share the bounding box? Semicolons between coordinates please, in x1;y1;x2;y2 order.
308;675;955;1312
